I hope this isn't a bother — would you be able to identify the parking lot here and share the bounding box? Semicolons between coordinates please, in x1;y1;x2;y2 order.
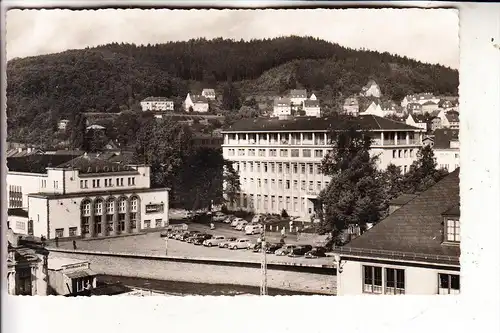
58;221;333;266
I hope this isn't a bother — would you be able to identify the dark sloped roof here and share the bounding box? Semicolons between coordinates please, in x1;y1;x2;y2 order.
289;89;307;97
446;113;460;123
389;193;418;206
433;128;459;149
223;115;421;132
341;169;460;259
274;97;291;106
7;155;78;173
142;97;172;102
190;94;209;104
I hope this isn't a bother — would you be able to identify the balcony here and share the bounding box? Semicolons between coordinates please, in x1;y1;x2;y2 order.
383;139;395;146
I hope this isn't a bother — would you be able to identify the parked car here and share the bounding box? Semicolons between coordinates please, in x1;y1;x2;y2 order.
288;245;313;257
166;223;189;232
251;214;264;224
230;217;245;227
275;244;297;256
176;230;196;241
193;234;213;245
305;247;327;258
218;237;237;248
235;221;249;231
223;216;235;224
212;212;226;222
228;238;252;250
245;224;263;235
265;243;283;254
247;240;261;250
203;235;226;247
181;231;201;242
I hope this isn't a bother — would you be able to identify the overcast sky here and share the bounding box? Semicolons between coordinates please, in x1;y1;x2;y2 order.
6;8;459;69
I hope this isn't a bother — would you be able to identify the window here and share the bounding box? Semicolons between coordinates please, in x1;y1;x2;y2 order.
250;178;254;186
238;149;245;156
301;180;306;190
155;219;162;228
270;163;275;173
308;164;314;174
280;149;288;157
293;164;298;174
285;163;290;174
264;178;268;188
439;273;460;295
293;197;298;212
314;150;323;158
144;220;151;229
291;149;300;157
106;201;114;214
317;181;322;191
248;149;255;156
256;162;260;172
120;178;124;186
393;150;397;158
55;228;64;238
118;198;127;213
363;266;382;294
257;179;261;188
130;197;138;212
116;178;120;186
308;181;314;191
92;180;96;188
269;149;277;157
130;213;137;229
410;149;414;158
263;163;268;173
69;227;77;237
242;162;246;172
301;164;306;174
278;164;283;173
385;268;405;295
293;180;298;190
249;162;254;172
278;179;283;189
228;149;235;156
398;150;402;158
80;180;85;188
446;219;460;242
258;149;266;157
271;179;276;189
315;164;321;174
8;185;22;208
404;150;408;158
303;149;311;158
82;201;91;216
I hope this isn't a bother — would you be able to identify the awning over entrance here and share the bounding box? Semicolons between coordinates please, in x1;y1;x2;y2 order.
64;269;97;279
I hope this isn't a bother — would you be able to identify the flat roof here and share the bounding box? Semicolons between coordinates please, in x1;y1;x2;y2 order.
48;257;89;270
28;187;170;200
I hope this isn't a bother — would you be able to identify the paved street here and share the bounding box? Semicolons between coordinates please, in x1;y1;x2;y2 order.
57;222;334;266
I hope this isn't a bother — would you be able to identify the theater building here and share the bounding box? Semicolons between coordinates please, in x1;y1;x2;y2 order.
221;115;424;219
7;154;169;239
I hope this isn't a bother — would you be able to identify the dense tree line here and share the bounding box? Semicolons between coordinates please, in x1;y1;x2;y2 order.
7;37;458;146
318;122;449;238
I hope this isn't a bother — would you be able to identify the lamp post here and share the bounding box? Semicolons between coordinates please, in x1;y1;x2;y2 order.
260;227;268;296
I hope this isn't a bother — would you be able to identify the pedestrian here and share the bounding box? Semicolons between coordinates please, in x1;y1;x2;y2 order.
72;240;77;250
55;237;59;248
41;235;46;247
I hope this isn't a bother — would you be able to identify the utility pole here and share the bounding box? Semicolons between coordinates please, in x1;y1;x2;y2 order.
260;225;268;296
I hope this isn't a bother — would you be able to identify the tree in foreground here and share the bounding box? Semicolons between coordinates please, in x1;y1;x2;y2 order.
319;124;386;234
402;145;449;194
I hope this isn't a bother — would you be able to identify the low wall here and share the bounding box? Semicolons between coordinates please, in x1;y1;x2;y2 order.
47;248;336;295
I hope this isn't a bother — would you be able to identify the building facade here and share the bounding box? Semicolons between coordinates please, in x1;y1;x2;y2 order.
140;97;174;112
7;155;169;239
272;97;292;117
289;89;308;107
343;97;360;116
303;99;321;117
360;80;382;98
434;128;460;172
221;115;424;218
7;228;49;296
48;257;98;296
184;93;209;113
333;170;460;296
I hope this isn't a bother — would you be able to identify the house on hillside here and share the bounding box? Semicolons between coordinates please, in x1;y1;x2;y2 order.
430;116;443;132
439;99;454;109
303;99;321;117
58;119;70;131
445;112;460;129
201;89;216;100
434;128;460;172
407;103;423;115
343;96;360;116
184;93;209;113
140;97;174;112
405;114;427;131
272;97;292;117
421;101;440;114
333;169;460;296
401;93;440;109
422;135;435;147
289;89;307;108
360;80;382;98
309;93;317;101
359;101;384;117
380;101;398;116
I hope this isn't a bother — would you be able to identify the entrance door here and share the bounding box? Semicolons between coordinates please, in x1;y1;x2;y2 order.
27;220;34;236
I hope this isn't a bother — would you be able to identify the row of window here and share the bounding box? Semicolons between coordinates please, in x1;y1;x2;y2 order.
82;197;138;216
439;164;460;171
81;213;137;234
236;194;315;213
234;161;323;175
226;133;326;144
446;219;460;242
363;265;460;295
228;148;331;158
8;185;22;208
80;177;136;189
242;178;328;192
392;149;415;159
54;218;164;238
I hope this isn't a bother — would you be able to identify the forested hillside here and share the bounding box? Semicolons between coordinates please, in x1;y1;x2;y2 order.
6;36;458;145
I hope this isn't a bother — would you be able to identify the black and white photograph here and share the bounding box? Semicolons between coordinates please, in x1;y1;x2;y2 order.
4;7;464;297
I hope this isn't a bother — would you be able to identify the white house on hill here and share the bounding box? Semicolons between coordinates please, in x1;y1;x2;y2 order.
184;93;209;113
360;80;381;98
272;97;292;117
201;89;216;100
289;89;308;107
406;114;428;131
140;97;174;112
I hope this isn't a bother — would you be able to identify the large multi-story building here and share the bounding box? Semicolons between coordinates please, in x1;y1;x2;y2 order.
433;128;460;172
7;154;169;239
221;115;425;219
140;97;174;112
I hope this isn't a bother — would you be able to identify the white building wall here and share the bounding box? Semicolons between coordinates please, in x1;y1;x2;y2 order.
434;149;460;172
7;172;47;208
8;215;29;235
337;259;459;296
193;103;209;113
27;196;49;238
304;107;321;117
272;105;292;117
